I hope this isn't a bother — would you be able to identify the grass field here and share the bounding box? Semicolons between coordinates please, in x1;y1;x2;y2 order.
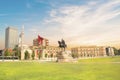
78;56;120;62
0;56;120;80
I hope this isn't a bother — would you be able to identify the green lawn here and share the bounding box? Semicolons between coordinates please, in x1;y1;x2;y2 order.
0;56;120;80
78;56;120;62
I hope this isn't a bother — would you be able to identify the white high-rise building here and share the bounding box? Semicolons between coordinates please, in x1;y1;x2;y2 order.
5;27;18;49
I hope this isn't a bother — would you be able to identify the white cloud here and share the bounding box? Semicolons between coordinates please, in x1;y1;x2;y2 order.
43;1;120;47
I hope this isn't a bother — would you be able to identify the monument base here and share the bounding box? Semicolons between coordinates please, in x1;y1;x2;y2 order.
56;51;78;62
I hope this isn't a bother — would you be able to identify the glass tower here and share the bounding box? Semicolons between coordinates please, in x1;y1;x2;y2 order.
5;27;18;49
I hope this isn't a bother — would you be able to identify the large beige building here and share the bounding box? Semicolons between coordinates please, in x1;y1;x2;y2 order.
71;46;114;58
31;46;62;60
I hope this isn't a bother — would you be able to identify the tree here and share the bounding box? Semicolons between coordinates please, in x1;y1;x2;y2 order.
71;53;79;58
38;53;42;60
13;45;21;59
45;54;48;58
50;54;53;58
4;49;12;56
18;49;21;59
13;45;18;56
31;50;35;60
37;49;42;60
113;47;119;55
118;49;120;55
24;50;30;60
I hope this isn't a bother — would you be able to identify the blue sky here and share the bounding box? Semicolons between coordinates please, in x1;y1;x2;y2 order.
0;0;120;49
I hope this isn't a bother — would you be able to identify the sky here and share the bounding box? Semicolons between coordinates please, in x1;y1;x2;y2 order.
0;0;120;49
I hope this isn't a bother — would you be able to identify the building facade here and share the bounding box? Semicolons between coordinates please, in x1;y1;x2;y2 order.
31;46;61;60
5;27;18;49
21;45;32;60
71;46;113;58
33;38;49;46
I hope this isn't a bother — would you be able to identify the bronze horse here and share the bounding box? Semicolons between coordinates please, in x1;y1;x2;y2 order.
58;39;67;51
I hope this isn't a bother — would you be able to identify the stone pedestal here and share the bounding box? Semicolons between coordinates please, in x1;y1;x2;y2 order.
56;51;77;62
